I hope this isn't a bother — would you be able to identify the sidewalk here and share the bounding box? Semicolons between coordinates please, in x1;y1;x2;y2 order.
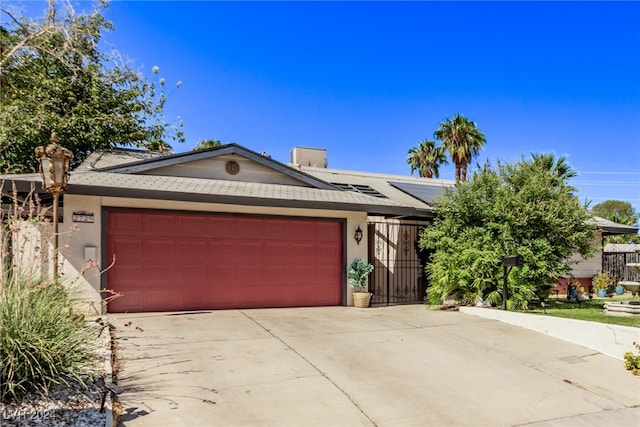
459;306;639;360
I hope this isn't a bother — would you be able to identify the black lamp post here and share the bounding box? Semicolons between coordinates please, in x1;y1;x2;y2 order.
35;133;73;279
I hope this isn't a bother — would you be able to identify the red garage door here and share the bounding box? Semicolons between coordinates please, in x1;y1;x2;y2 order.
106;210;343;312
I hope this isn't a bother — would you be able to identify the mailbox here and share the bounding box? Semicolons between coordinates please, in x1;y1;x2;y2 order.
502;255;523;267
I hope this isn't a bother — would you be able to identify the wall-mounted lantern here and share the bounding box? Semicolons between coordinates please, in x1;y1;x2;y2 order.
354;226;363;245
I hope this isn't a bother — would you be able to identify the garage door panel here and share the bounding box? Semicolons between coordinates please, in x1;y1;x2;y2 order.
147;289;177;310
111;239;142;263
264;242;289;260
209;266;236;282
177;216;207;235
263;221;288;238
110;266;142;285
144;266;177;284
317;266;341;283
109;213;142;234
207;216;236;238
316;222;341;240
290;242;317;258
208;241;236;261
178;266;208;282
239;242;263;259
143;214;174;233
107;211;343;312
236;218;263;239
317;243;341;259
143;240;175;260
289;222;314;240
110;288;143;312
235;265;264;284
180;286;213;308
177;240;208;264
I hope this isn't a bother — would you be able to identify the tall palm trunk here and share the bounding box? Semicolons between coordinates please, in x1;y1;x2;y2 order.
454;163;462;182
460;164;469;182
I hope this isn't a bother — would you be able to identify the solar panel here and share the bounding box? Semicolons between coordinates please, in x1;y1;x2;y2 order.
388;181;448;205
331;183;387;198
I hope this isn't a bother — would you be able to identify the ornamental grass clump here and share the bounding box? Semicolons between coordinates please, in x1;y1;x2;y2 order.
0;273;99;403
0;186;98;403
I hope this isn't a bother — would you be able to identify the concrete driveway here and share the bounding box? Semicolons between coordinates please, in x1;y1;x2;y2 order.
110;306;640;426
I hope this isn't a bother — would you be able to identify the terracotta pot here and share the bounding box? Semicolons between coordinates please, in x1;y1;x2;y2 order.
353;292;372;308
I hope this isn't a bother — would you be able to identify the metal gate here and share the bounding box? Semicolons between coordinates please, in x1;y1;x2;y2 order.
367;221;432;306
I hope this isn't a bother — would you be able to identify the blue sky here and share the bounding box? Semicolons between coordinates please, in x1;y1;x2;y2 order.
16;1;640;214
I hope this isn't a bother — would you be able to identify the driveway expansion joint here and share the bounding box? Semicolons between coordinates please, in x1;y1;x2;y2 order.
239;310;377;426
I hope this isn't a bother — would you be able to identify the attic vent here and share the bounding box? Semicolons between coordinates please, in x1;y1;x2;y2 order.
332;183;387;198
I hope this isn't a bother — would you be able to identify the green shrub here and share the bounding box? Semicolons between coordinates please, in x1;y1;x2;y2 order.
0;273;98;403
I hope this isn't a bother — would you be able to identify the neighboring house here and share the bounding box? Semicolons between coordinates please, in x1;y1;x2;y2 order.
556;217;639;294
1;144;450;313
602;243;640;284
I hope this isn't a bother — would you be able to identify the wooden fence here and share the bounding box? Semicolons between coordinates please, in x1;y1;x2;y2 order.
602;251;639;283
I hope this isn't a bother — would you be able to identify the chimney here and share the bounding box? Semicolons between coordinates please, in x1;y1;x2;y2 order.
290;147;327;168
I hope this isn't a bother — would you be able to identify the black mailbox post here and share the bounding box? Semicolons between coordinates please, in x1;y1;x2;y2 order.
503;255;523;267
502;255;524;310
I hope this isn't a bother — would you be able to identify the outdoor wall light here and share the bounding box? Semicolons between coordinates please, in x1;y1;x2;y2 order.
35;133;74;279
354;226;363;245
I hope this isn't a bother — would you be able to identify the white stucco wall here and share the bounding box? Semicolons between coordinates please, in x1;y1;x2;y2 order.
8;220;49;283
62;194;368;310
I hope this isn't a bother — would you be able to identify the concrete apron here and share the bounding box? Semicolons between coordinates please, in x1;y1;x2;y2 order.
110;306;640;427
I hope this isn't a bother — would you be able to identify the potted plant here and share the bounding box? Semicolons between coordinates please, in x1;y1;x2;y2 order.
592;271;612;298
347;258;374;308
576;284;588;302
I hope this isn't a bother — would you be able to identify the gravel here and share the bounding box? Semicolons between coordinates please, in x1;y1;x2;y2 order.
0;317;113;427
0;384;107;427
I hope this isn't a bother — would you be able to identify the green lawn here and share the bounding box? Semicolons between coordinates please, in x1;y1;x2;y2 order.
523;297;640;328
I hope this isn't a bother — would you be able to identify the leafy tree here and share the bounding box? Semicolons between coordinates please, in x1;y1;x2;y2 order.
592;200;638;226
0;0;184;173
193;139;222;151
592;199;640;243
407;139;448;178
421;154;596;309
434;114;486;182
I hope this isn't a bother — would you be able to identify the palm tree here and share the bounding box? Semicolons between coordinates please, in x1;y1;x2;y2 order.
434;114;486;182
193;138;222;151
407;139;448;178
530;153;577;180
530;153;577;191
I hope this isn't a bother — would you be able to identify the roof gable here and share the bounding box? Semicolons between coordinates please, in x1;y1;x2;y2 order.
89;144;338;190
